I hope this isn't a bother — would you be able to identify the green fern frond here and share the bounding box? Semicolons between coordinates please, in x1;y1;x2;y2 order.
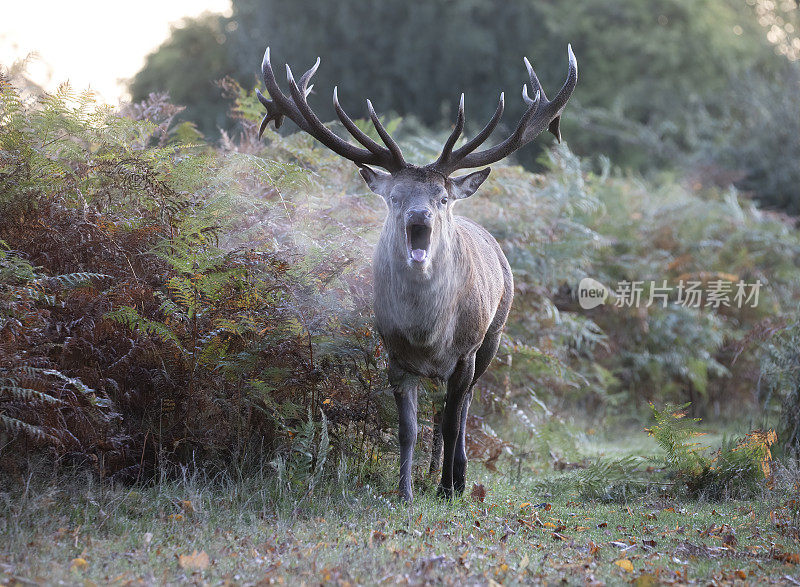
106;306;186;354
0;414;57;444
38;369;108;407
34;272;112;288
0;385;64;404
646;402;708;473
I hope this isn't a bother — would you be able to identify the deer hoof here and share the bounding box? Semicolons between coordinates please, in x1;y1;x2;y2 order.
436;485;454;500
398;483;413;503
453;463;467;494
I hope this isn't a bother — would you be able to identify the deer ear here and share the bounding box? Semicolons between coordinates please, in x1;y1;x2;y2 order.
449;167;491;200
359;165;392;197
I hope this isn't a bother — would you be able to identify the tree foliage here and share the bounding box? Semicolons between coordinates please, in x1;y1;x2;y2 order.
130;12;236;138
130;0;800;213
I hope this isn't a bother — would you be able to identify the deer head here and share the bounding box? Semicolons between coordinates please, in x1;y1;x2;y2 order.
256;47;576;271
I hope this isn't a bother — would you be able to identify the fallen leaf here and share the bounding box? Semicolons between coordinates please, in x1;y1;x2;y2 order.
178;550;210;571
614;559;634;572
641;539;657;549
370;530;387;545
722;533;738;548
735;570;747;579
70;558;88;571
633;573;659;586
518;554;529;572
470;483;486;503
773;551;799;564
518;517;541;531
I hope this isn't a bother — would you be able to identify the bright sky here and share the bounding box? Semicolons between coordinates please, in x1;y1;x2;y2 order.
0;0;232;104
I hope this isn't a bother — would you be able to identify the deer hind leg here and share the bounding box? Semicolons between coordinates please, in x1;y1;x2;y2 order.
473;326;504;384
453;388;473;495
438;355;476;499
453;328;504;494
393;372;419;503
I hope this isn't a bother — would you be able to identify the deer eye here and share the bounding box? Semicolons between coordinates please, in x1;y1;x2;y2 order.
391;195;398;205
440;197;448;205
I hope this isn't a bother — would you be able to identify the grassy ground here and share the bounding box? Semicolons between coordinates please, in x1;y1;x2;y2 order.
1;433;799;586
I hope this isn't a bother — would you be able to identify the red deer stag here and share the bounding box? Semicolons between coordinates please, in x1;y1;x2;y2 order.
256;47;577;501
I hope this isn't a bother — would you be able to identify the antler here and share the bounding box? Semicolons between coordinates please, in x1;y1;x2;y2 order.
430;45;577;176
256;48;406;172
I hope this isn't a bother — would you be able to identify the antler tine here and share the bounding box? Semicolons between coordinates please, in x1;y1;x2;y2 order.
431;46;577;173
541;44;578;142
256;47;406;172
522;85;541;110
256;89;277;136
366;99;406;168
524;57;545;103
298;57;320;96
448;92;505;161
285;63;335;138
257;48;295;134
285;63;381;164
333;86;385;154
553;44;578;112
434;93;465;168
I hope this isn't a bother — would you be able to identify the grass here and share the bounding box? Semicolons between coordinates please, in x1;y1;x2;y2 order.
1;433;799;585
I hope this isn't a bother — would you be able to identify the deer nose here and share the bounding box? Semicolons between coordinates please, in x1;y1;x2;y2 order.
406;208;432;226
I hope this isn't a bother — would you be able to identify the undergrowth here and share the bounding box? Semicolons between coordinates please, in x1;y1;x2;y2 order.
1;69;799;498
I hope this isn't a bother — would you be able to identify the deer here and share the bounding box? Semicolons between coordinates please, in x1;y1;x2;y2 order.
256;46;577;502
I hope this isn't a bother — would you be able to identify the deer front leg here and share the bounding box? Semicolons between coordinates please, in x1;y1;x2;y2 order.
438;355;475;499
393;372;419;503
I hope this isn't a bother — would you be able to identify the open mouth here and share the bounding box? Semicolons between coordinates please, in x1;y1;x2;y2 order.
406;222;432;264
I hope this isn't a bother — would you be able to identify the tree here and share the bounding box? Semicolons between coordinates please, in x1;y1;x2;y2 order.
130;13;236;138
229;0;555;137
536;0;778;168
131;0;797;211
